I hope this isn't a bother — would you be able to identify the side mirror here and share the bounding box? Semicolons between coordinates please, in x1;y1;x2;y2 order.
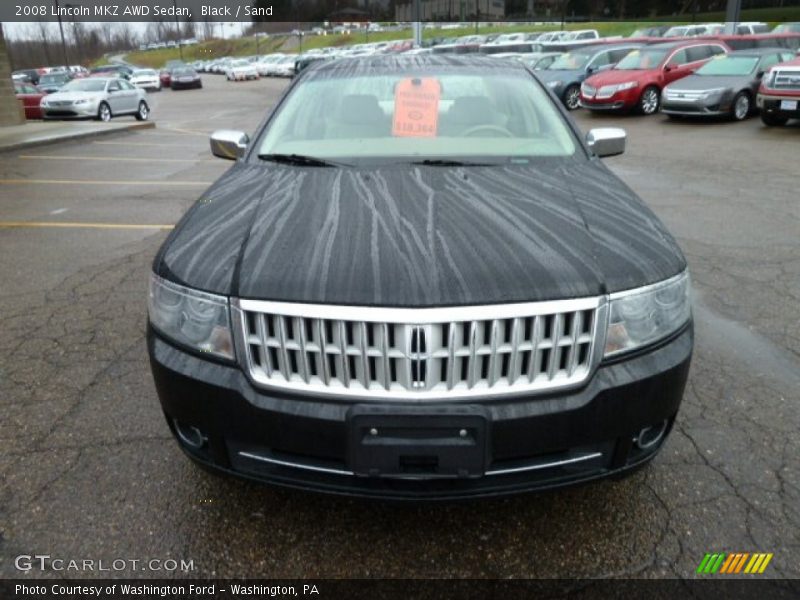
586;128;626;158
210;130;249;160
756;70;765;78
664;63;675;72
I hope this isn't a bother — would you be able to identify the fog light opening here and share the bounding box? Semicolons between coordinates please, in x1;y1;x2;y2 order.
174;419;207;450
635;420;669;450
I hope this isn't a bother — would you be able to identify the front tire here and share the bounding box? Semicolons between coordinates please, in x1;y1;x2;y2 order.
135;100;149;121
731;92;751;121
638;86;660;115
97;102;112;122
761;111;788;127
563;84;581;111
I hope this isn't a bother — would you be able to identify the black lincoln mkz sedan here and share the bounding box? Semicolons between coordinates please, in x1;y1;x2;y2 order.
147;55;692;499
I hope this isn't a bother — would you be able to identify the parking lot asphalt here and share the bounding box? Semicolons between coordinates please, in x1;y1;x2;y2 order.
0;74;797;580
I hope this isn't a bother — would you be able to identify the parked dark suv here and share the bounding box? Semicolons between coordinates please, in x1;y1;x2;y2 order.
148;55;693;499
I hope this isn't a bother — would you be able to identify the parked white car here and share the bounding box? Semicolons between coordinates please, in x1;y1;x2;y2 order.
255;54;285;76
271;55;298;77
129;68;161;91
226;59;259;81
40;77;149;122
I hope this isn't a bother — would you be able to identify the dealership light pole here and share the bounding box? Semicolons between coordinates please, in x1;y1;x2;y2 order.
64;3;82;64
724;0;742;34
173;0;184;60
53;0;70;67
413;0;422;47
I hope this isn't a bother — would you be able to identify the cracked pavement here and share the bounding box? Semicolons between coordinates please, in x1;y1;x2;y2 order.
0;76;798;580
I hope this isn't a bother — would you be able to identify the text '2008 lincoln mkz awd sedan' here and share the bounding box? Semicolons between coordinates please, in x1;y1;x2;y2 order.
147;55;692;499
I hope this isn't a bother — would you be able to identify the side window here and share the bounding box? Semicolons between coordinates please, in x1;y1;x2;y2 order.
708;45;727;57
686;46;711;62
670;50;688;65
736;25;749;35
108;81;120;92
588;51;612;69
609;48;633;63
758;54;781;73
120;80;134;90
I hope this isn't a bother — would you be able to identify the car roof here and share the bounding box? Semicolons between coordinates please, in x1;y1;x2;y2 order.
313;54;530;74
647;40;723;50
566;42;643;54
727;47;792;56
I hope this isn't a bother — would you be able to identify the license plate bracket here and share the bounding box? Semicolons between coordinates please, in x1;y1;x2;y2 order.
348;405;489;479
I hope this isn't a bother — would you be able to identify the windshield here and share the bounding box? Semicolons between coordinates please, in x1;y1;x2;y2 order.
62;79;107;92
40;74;67;84
255;69;577;164
548;52;591;70
232;60;249;67
173;69;196;77
696;56;759;76
134;69;157;76
615;48;669;70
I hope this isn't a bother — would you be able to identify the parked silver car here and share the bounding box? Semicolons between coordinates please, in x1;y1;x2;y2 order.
40;77;150;122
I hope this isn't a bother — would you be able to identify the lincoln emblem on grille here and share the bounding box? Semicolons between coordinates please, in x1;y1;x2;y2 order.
409;325;428;389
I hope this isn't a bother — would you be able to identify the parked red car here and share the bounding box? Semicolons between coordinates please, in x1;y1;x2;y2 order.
159;69;172;87
757;56;800;126
14;83;46;119
580;40;730;114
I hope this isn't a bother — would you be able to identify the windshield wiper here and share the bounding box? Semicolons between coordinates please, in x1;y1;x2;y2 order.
257;153;350;167
410;159;494;167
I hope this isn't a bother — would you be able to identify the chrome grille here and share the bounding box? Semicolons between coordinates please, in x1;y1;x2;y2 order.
664;89;706;101
771;69;800;91
233;298;606;401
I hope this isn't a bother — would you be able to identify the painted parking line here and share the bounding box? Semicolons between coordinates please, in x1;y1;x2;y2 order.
0;221;174;230
0;178;211;186
19;154;216;163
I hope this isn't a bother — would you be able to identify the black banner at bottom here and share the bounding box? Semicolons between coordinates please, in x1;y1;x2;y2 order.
2;579;800;600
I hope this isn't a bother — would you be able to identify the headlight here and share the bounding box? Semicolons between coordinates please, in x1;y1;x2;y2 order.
148;273;234;359
604;271;691;357
547;80;561;89
73;99;89;105
701;87;727;98
40;98;48;107
616;81;639;91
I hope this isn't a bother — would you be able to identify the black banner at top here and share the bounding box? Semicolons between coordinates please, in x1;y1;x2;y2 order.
3;0;797;24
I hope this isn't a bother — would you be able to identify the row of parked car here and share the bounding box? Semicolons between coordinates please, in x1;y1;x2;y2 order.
532;40;799;126
12;59;205;121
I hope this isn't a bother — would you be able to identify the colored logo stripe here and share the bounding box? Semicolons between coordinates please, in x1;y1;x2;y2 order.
697;552;773;574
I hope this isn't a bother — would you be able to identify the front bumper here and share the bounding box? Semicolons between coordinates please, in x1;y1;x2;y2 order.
757;93;800;118
661;96;731;116
148;324;692;500
172;80;201;89
580;87;639;111
41;102;99;119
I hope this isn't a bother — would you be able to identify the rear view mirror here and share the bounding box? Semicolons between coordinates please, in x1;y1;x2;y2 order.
210;130;249;160
586;128;626;158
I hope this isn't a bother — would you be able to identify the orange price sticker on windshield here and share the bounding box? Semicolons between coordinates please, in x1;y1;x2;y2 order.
392;77;441;138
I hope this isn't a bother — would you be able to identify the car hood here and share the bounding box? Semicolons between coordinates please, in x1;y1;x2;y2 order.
156;161;685;306
586;69;651;86
665;74;751;91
